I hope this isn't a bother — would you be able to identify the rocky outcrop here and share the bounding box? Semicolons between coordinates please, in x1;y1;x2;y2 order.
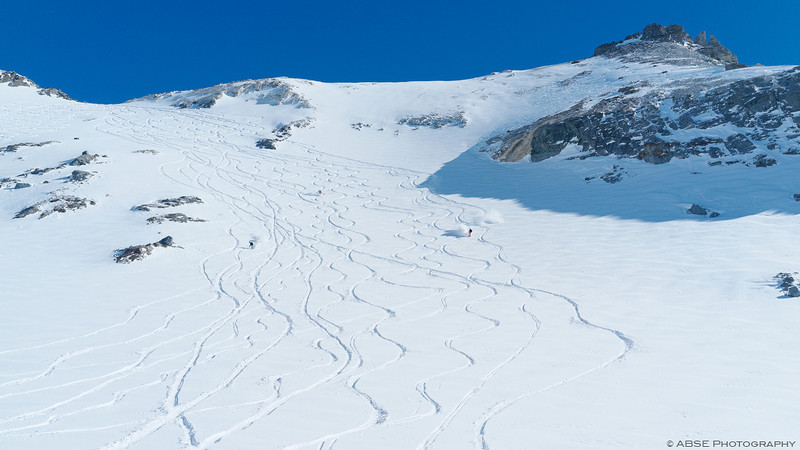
256;118;313;149
488;67;800;164
398;111;467;129
687;204;720;217
1;177;20;188
14;195;96;219
776;273;800;297
68;170;93;182
1;71;73;99
114;236;175;264
146;213;206;224
593;24;740;67
68;151;100;166
256;138;277;149
17;151;102;178
133;78;311;109
2;141;56;153
133;196;203;211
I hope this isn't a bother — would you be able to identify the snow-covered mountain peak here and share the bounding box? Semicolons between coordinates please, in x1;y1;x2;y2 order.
0;69;73;100
129;77;312;109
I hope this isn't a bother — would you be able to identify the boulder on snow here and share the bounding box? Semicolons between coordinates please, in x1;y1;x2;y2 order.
147;213;206;224
688;204;708;215
133;196;203;211
775;272;800;298
13;195;96;219
68;170;93;182
114;236;175;264
68;151;100;166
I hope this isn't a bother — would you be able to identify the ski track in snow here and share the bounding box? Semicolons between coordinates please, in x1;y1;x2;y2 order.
0;106;632;449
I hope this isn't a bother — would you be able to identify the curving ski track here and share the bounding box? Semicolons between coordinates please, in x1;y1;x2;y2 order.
0;106;632;449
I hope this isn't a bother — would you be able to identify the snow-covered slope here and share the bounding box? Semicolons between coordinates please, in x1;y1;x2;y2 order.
2;24;799;449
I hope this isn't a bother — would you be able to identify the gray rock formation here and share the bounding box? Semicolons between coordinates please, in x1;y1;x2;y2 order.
134;196;203;211
147;213;206;224
256;138;277;149
133;78;311;109
688;204;708;215
14;195;96;219
0;71;73;100
398;111;467;129
2;141;56;153
0;177;19;188
776;273;800;297
68;170;93;182
114;236;175;264
14;182;31;189
488;67;800;164
68;151;99;166
594;24;740;68
753;154;777;167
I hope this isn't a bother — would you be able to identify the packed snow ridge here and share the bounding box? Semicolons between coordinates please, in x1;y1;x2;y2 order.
1;23;799;450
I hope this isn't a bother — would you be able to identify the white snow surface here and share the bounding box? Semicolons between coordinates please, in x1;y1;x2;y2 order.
1;56;799;450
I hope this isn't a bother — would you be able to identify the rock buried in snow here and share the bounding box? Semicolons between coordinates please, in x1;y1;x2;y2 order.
114;236;175;264
14;195;96;219
775;272;800;297
0;177;19;188
133;196;203;211
146;213;206;224
13;205;40;219
398;111;467;129
255;138;277;149
2;141;57;153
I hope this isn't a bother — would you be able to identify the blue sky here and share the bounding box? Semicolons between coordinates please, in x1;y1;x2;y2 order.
2;0;798;104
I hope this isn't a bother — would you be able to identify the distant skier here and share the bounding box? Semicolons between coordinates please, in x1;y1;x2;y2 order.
249;240;255;249
468;228;472;237
318;189;322;195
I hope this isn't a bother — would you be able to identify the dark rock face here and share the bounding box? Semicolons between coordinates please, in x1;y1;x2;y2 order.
134;196;203;211
753;154;777;167
147;213;206;224
594;24;739;67
489;67;800;164
793;194;800;202
398;112;467;129
688;204;708;215
0;178;19;188
13;196;96;219
114;236;175;263
14;182;31;189
256;138;277;149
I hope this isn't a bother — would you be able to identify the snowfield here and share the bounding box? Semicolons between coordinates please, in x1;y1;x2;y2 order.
1;55;799;450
